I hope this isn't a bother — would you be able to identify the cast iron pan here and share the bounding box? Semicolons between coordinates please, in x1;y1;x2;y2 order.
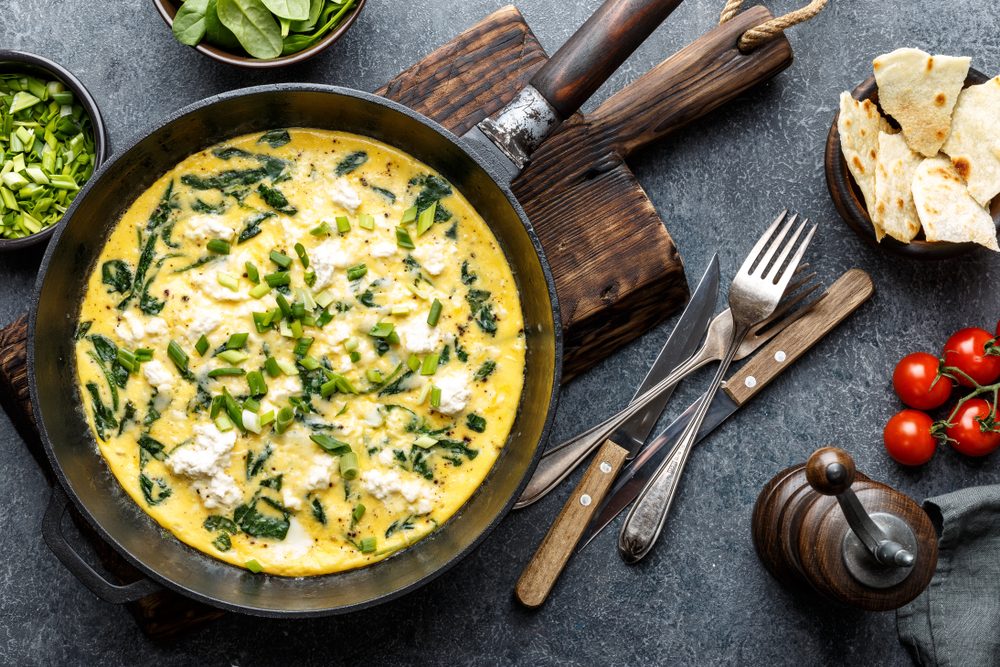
30;0;683;616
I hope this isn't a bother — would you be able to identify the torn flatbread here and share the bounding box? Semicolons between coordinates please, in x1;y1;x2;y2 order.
911;155;998;251
873;48;970;157
838;91;895;239
941;75;1000;206
872;132;923;242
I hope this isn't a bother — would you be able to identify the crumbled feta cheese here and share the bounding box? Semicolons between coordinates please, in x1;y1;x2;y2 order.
183;214;234;243
267;374;301;403
197;270;247;302
361;468;435;515
396;316;440;354
311;240;353;290
166;423;237;478
193;472;242;510
142;360;174;395
185;301;224;340
270;517;314;561
115;310;156;345
303;455;335;492
363;405;383;428
282;488;303;511
435;371;472;415
377;447;396;466
329;178;361;212
369;240;396;258
412;242;454;276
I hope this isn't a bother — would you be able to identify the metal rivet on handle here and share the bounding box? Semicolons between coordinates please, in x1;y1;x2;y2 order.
580;494;592;507
599;461;612;473
774;350;787;362
745;376;757;388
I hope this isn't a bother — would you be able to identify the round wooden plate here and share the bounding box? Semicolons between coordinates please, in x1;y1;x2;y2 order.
825;67;1000;260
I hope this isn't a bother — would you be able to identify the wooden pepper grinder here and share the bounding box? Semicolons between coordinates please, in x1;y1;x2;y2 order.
752;447;937;611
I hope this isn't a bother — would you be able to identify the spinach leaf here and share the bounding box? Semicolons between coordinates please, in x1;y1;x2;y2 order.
101;260;133;294
335;151;367;176
260;474;283;490
89;334;117;364
289;0;323;31
410;174;453;222
356;289;376;308
138;433;167;461
454;339;468;362
138;278;165;316
257;183;296;214
466;289;497;336
181;167;269;191
172;0;210;45
474;360;496;381
117;401;137;436
311;497;327;525
204;0;241;50
90;335;129;389
261;0;309;20
445;222;458;239
246;443;273;479
74;321;93;340
212;533;232;551
385;515;415;538
190;198;227;214
204;515;239;533
378;370;414;397
369;185;396;203
460;260;476;285
257;129;291;148
85;382;118;441
212;146;254;160
216;0;283;59
237;211;275;244
139;474;172;506
234;498;290;539
172;255;220;273
439;344;450;365
466;413;487;433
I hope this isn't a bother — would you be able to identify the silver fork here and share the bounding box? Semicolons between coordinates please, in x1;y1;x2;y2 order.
514;267;822;509
617;211;817;563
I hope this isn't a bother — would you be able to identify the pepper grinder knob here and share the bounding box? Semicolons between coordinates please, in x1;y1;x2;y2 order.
805;447;916;576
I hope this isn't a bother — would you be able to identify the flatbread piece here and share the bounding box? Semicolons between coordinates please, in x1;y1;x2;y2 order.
873;48;970;157
838;91;895;239
911;156;998;251
872;132;923;243
941;76;1000;206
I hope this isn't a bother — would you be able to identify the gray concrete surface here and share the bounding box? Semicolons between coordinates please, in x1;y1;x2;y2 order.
2;0;998;664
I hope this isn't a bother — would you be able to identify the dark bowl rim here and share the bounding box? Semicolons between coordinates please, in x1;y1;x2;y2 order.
0;49;109;252
825;66;999;261
152;0;367;69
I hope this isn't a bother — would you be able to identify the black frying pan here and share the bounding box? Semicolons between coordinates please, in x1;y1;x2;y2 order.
31;0;684;616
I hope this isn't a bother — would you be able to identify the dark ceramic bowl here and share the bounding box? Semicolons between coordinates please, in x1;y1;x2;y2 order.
0;50;109;252
153;0;366;69
825;68;1000;260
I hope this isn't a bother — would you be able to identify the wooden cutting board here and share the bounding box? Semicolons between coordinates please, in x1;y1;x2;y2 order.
0;5;791;638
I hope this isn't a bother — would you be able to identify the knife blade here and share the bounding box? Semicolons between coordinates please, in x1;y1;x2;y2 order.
575;268;875;553
610;254;720;455
514;255;720;509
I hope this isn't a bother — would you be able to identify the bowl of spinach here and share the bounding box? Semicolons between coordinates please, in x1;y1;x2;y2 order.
155;0;365;68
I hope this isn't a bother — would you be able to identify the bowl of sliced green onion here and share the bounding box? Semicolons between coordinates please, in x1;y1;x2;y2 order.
155;0;365;68
0;50;107;250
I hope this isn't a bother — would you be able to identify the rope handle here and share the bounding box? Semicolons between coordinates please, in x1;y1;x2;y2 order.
720;0;829;52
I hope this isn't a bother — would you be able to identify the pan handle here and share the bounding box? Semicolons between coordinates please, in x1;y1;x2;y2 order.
477;0;683;169
42;486;161;605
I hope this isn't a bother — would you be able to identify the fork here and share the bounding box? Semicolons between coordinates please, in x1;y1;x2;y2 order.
513;267;822;509
617;211;817;563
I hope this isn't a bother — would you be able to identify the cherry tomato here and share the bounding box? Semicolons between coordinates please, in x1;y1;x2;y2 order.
892;352;952;409
943;328;1000;387
883;409;937;465
947;398;1000;457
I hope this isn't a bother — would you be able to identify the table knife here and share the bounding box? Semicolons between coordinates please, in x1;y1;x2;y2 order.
515;255;720;509
513;257;720;607
576;268;875;553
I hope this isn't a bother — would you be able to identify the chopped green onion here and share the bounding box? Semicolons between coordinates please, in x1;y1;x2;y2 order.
359;536;376;553
243;410;262;434
243;397;260;413
414;434;438;449
134;348;153;362
310;221;332;236
245;261;260;284
416;202;436;236
215;415;235;432
304;270;316;287
430;386;442;408
275;293;292;318
291;301;306;320
249;283;271;299
316;308;334;327
343;338;358;351
210;395;224;419
216;272;239;290
390;304;411;315
247;370;268;397
348;350;361;363
218;349;248;364
358;213;375;230
395;226;415;249
226;332;249;350
252;311;271;333
195;335;210;357
245;558;263;573
275;406;295;434
427;298;442;326
339;451;359;480
407;354;421;372
310;434;351;454
314;289;335;309
207;239;230;254
259;410;276;427
208;367;245;378
264;356;281;377
277;358;298;375
336;215;350;233
346;263;367;281
290;320;303;338
400;206;418;224
116;348;136;373
294;242;309;268
293;337;314;357
352;502;366;523
298;355;321;371
366;368;384;384
420;353;439;376
269;250;292;268
369;322;394;338
167;340;189;373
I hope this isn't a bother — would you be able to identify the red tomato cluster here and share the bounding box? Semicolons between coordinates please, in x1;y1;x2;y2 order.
884;324;1000;465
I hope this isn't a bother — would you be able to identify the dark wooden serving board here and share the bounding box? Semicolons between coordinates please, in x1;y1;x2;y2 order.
0;5;791;638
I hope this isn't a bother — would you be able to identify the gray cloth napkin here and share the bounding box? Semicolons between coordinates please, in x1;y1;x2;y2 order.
897;485;1000;666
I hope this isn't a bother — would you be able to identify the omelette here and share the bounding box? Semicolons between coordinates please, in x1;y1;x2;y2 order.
73;129;526;576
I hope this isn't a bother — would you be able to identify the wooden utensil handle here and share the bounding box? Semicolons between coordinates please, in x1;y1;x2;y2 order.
515;439;629;608
529;0;684;119
724;269;874;405
591;5;793;158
